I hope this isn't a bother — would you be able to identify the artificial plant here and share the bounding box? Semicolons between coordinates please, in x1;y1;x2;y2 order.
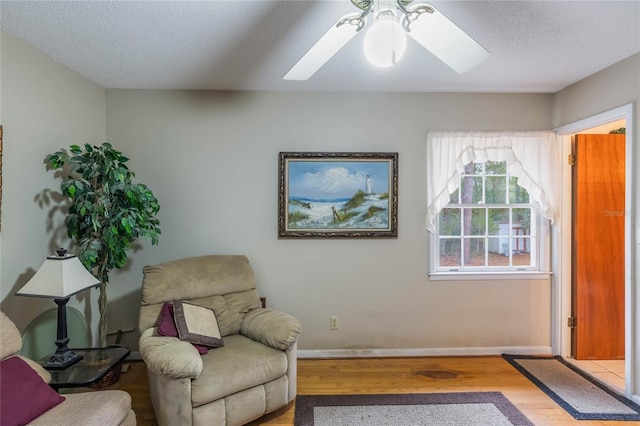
47;142;161;345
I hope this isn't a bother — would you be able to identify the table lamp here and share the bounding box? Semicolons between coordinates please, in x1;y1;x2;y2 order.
16;248;100;369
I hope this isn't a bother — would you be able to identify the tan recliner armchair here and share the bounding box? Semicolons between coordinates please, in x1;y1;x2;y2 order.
0;311;135;425
138;255;301;426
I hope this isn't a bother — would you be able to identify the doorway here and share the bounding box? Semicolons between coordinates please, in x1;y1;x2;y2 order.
555;106;634;400
568;121;626;393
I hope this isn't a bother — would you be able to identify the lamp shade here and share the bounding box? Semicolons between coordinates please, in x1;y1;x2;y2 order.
16;249;100;299
363;9;407;68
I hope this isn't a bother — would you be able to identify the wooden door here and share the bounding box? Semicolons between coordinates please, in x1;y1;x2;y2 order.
572;134;625;360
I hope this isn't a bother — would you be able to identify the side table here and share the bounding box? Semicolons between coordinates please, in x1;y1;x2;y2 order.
42;347;130;391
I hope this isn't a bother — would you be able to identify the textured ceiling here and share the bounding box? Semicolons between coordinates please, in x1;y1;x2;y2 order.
1;0;639;93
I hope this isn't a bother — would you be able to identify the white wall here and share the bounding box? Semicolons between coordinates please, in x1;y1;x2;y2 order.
0;33;106;343
105;89;553;353
1;29;559;356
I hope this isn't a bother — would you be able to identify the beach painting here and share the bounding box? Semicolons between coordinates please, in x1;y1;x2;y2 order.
278;152;398;238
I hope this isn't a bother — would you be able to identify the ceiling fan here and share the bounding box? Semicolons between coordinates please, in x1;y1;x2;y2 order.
283;0;490;81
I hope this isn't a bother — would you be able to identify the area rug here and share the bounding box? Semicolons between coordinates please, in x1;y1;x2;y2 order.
503;354;640;420
294;392;533;426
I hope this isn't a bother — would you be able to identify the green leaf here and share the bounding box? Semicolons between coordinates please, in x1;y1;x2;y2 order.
121;217;132;234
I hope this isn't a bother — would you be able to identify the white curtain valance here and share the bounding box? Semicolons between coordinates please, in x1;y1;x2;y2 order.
426;131;562;233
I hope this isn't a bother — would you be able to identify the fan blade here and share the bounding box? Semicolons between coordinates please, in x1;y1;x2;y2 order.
406;5;489;74
283;15;363;81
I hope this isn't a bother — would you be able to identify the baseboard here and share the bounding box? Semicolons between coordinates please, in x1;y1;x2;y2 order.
297;346;552;359
128;347;551;360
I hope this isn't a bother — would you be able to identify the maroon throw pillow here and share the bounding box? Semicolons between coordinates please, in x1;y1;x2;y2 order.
157;301;179;336
0;356;65;426
157;302;208;355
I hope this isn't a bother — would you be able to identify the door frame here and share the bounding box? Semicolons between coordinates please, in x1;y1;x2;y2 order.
554;103;636;400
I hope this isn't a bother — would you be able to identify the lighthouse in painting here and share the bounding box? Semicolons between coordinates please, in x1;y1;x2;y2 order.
365;175;372;194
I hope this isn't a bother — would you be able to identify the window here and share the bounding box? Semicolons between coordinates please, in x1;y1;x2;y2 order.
425;131;560;280
435;160;540;272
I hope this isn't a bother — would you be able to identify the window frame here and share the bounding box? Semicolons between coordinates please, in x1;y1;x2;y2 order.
429;160;552;281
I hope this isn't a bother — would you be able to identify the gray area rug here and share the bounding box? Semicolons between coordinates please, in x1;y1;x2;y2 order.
294;392;533;426
503;354;640;420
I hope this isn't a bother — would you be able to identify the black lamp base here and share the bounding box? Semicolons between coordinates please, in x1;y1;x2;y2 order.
43;350;83;370
42;296;83;370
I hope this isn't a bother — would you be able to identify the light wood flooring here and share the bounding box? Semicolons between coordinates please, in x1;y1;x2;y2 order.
105;357;640;426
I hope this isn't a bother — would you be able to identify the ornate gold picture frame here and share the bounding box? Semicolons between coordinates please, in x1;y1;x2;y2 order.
278;152;398;238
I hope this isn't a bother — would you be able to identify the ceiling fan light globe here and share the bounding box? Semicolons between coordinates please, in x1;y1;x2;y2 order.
363;17;407;68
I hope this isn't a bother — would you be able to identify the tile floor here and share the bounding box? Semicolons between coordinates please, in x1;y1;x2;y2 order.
566;358;625;394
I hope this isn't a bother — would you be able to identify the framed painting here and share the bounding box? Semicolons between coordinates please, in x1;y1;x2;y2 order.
278;152;398;238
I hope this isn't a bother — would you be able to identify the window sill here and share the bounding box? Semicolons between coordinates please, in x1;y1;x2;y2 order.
428;271;552;281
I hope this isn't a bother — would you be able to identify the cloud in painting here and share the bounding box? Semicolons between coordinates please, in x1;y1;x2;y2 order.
290;167;368;199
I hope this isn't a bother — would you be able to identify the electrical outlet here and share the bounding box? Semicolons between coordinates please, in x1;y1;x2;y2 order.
330;316;339;330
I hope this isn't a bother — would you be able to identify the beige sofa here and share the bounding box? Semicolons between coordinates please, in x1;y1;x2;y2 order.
138;255;301;426
0;311;135;425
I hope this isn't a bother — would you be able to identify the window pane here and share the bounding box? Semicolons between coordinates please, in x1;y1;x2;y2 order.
509;177;530;203
512;237;532;266
488;208;509;235
440;239;461;267
460;176;482;203
485;161;506;175
449;188;460;204
486;176;506;203
513;208;531;236
462;161;482;175
488;237;509;266
439;208;461;235
512;236;530;254
463;208;485;236
463;238;485;266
